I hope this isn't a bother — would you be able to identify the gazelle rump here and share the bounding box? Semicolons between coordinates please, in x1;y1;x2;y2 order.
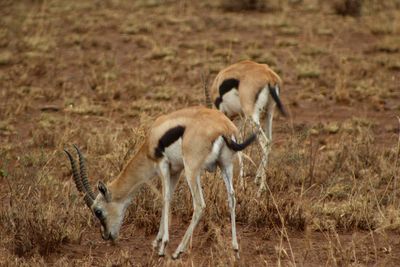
64;106;256;259
206;60;288;193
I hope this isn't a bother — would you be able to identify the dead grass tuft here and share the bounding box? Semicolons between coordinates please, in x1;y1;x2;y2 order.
220;0;274;11
0;154;86;259
297;64;321;79
0;51;13;65
332;0;363;16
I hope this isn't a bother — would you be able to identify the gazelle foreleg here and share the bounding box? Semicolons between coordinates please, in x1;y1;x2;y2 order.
172;168;205;259
153;160;181;256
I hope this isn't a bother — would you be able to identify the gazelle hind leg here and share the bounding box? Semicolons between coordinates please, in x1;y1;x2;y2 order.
265;108;274;142
172;168;205;259
237;152;244;187
255;130;270;194
220;162;239;252
249;105;269;183
256;102;276;194
232;133;244;187
252;120;271;194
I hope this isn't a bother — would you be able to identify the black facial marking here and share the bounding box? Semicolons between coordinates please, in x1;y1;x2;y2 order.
219;78;240;98
155;126;185;158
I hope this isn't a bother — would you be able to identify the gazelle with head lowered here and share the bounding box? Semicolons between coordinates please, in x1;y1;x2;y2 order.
204;60;288;193
64;106;255;259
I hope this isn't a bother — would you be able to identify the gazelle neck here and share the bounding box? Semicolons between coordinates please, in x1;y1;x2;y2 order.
108;142;156;202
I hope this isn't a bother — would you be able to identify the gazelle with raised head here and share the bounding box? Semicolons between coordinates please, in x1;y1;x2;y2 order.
64;106;255;259
205;60;288;193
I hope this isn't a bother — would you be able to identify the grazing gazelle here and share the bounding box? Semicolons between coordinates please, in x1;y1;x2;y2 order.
204;60;288;193
64;106;255;259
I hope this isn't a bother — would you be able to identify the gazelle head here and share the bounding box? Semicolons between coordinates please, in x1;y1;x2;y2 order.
64;145;127;242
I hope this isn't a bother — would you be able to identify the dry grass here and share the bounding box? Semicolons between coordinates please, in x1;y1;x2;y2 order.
1;119;399;265
1;0;400;265
220;0;274;11
332;0;363;16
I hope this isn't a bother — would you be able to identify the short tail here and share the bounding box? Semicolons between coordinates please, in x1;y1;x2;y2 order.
201;70;212;108
268;84;288;117
223;133;257;152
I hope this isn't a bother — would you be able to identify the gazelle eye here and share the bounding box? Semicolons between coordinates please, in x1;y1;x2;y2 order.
94;209;103;219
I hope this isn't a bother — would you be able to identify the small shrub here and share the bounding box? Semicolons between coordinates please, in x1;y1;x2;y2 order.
0;51;12;66
333;0;363;16
0;192;71;258
220;0;268;11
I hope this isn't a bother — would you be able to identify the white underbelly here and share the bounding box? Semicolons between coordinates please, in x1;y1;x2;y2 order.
252;87;269;122
204;136;224;172
163;139;184;171
220;89;241;117
163;136;228;173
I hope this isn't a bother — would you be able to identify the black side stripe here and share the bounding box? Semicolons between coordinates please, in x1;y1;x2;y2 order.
155;126;185;158
214;78;240;109
214;97;222;109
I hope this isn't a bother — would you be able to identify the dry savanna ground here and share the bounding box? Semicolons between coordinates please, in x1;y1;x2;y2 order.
1;0;400;266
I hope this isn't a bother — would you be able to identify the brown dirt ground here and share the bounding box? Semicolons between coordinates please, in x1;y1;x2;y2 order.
52;220;400;266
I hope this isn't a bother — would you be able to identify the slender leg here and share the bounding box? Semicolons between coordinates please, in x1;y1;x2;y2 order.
237;152;244;187
153;206;165;248
248;86;277;194
252;119;271;194
172;168;205;259
256;99;276;194
255;137;269;193
154;160;181;256
220;162;239;252
232;134;244;187
264;108;274;142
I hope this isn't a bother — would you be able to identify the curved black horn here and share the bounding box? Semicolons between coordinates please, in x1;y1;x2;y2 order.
73;145;96;200
64;149;84;193
64;149;93;207
83;193;94;207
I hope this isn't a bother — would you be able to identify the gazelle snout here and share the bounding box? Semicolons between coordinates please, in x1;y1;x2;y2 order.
100;225;118;241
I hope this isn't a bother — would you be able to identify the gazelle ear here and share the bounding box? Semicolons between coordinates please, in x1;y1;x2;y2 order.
98;181;111;202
